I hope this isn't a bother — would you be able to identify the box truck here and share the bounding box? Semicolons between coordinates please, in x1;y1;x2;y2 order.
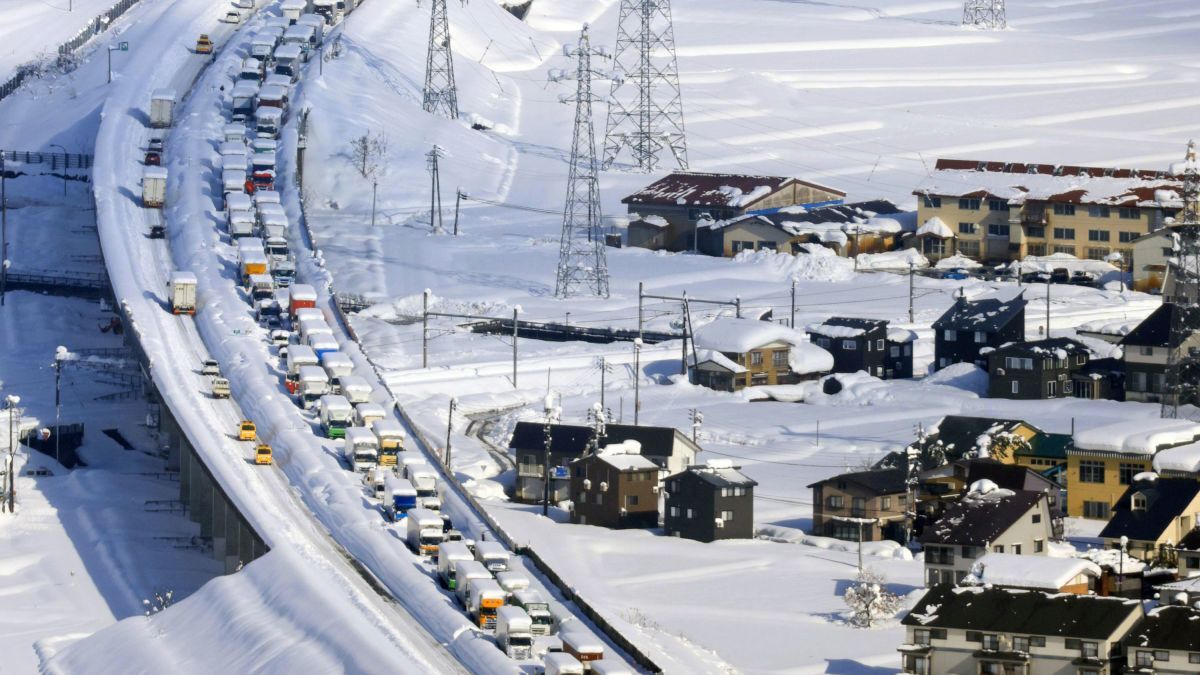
355;402;386;428
149;88;176;128
170;271;197;314
231;81;258;121
513;589;554;636
544;654;585;675
495;606;533;659
560;631;604;669
453;560;492;609
372;419;404;466
320;352;354;392
255;106;282;139
307;334;339;360
289;284;317;317
297;365;330;408
436;541;474;590
338;374;372;405
342;426;378;471
285;344;317;393
468;578;506;630
318;394;353;439
386;474;417;521
273;44;303;81
406;508;444;558
474;541;511;574
142;166;167;208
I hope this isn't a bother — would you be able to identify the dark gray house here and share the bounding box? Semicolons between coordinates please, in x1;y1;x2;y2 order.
932;293;1026;372
622;171;846;252
807;318;889;377
663;461;757;542
1120;303;1200;405
986;338;1092;400
886;328;917;379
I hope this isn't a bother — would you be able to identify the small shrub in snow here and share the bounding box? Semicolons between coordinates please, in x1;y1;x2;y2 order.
843;569;900;628
349;130;389;180
143;589;174;616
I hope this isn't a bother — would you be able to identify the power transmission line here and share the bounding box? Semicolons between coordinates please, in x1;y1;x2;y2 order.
1163;139;1200;420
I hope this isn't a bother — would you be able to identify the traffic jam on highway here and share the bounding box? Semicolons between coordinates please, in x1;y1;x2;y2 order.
147;2;624;672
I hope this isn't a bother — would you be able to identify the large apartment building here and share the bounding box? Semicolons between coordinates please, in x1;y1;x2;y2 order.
913;159;1182;264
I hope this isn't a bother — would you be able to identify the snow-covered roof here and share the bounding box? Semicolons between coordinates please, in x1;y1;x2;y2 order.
143;166;168;180
1154;440;1200;473
962;553;1100;591
1073;419;1200;456
887;328;918;344
805;322;865;338
916;159;1182;208
917;216;954;238
687;348;746;374
621;171;844;208
597;451;659;472
151;88;176;101
693;318;800;353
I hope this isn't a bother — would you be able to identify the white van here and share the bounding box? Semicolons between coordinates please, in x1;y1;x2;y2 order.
474;541;511;574
544;653;585;675
255;106;283;139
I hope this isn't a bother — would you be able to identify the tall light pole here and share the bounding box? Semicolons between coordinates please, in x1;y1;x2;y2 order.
6;394;20;513
633;338;642;425
54;346;67;466
49;144;67;196
1118;535;1128;596
541;393;560;517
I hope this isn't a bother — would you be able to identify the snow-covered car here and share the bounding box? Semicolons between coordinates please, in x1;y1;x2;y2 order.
201;359;221;376
221;9;245;23
269;329;291;346
232;0;254;8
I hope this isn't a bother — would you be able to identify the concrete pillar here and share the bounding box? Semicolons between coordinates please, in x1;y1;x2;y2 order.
195;470;213;537
178;435;191;506
210;484;226;560
224;502;240;573
162;408;182;472
187;448;204;527
239;520;255;567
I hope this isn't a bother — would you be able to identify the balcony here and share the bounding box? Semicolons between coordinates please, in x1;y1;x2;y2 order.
517;464;544;478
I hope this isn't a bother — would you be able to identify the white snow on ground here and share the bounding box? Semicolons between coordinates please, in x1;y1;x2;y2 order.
0;0;125;82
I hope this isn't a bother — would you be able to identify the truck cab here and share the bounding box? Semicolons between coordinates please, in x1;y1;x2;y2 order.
254;444;273;465
371;419;406;463
435;542;474;590
355;402;387;429
386;475;417;521
297;365;330;408
513;589;554;636
343;426;378;471
468;578;506;630
495;606;533;659
248;273;274;302
238;420;257;442
317;394;352;439
474;541;511;574
285;344;317;394
406;508;444;558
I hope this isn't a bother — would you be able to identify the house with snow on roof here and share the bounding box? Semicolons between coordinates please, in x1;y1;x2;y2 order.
568;442;661;529
920;481;1055;587
913;156;1184;264
907;215;958;263
663;460;757;542
1099;474;1200;565
806;317;915;380
898;585;1144;675
961;552;1100;595
687;317;832;391
1120;303;1200;405
692;200;906;258
986;337;1095;400
807;467;909;544
621;171;846;252
1122;605;1200;673
1067;419;1200;520
931;292;1026;372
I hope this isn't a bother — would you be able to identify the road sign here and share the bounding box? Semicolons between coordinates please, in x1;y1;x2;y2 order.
119;42;129;51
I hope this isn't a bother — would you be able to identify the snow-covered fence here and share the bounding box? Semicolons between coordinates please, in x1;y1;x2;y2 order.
0;0;144;104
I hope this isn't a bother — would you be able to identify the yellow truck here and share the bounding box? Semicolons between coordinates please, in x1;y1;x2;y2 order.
255;444;273;465
196;34;214;54
238;420;257;441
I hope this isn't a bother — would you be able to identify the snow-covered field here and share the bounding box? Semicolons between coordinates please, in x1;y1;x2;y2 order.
0;0;127;83
292;0;1196;671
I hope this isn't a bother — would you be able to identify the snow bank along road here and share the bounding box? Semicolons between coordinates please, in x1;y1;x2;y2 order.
93;0;640;672
88;0;467;671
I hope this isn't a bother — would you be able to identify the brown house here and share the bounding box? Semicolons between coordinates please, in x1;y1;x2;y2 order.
688;317;832;391
622;171;846;252
569;445;660;529
808;467;909;543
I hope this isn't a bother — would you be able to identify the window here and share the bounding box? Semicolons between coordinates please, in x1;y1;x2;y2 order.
922;195;941;209
1053;244;1076;255
994;545;1004;553
1079;460;1105;484
758;241;777;251
975;331;986;344
1047;381;1057;397
959;222;977;234
851;497;866;517
1119;231;1139;243
1132;492;1148;511
1088;229;1110;242
913;629;930;645
876;339;884;351
1153;372;1166;393
1088;206;1111;218
881;496;892;510
732;240;754;253
1086;247;1110;261
686;508;694;519
987;223;1011;237
980;634;1001;651
1131;371;1148;391
966;631;983;643
669;506;679;517
1119;207;1141;220
890;346;900;358
720;510;733;521
1188;557;1200;570
1032;513;1041;524
817;337;831;348
1029;636;1045;648
1053;203;1076;216
1012;544;1022;555
827;495;844;508
772;350;787;368
594;492;603;504
1053;227;1076;240
959;198;981;211
1013;637;1030;652
1152;650;1169;661
1119;463;1141;485
1081;642;1099;659
961;545;978;559
1026;225;1046;238
1035;539;1044;553
903;654;928;675
750;351;763;366
1189;653;1200;664
1083;501;1110;519
1136;652;1153;668
944;329;956;342
958;240;980;256
988;199;1010;212
1011;381;1019;395
842;340;857;351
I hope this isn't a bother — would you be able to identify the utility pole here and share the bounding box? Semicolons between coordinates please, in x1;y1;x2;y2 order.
453;189;462;236
54;347;66;466
422;0;459;119
598;356;612;411
637;281;644;339
370;180;378;227
690;408;702;444
603;0;688;171
542;394;560;517
444;398;456;466
1;152;6;307
962;0;1006;29
908;263;915;323
427;145;444;234
107;41;128;84
553;25;610;298
1045;279;1051;337
512;308;519;388
790;279;796;328
5;395;20;513
633;338;642;425
832;515;878;573
422;289;430;368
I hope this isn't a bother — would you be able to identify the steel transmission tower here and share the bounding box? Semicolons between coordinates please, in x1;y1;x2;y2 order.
962;0;1006;29
1162;140;1200;419
423;0;459;119
602;0;688;172
555;25;610;299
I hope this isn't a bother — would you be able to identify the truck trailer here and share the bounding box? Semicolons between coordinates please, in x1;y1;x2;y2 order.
142;167;167;208
386;474;417;520
285;344;317;394
169;271;197;314
149;88;176;128
342;425;378;470
406;508;444;558
289;284;317;317
494;606;533;659
318;394;353;439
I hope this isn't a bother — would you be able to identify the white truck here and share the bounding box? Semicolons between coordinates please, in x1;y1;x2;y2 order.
307;334;340;361
296;364;329;408
264;236;289;262
281;0;306;23
255;106;282;139
150;88;176;128
406;508;444;558
169;271;197;314
402;457;440;510
297;14;325;45
474;541;511;574
436;541;474;590
453;560;492;609
355;402;386;428
223;123;247;144
320;351;354;392
142;166;167;208
343;426;378;471
228;211;256;239
273;44;303;81
254;189;281;207
318;394;353;439
544;654;585;675
250;34;276;61
222;168;247;206
494;606;533;659
496;569;530;598
231;81;259;122
226;192;253;228
248;273;274;302
512;589;554;636
338;374;372;405
298;316;333;342
285;344;317;392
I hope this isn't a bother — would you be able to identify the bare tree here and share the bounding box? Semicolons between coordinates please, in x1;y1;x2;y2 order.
844;568;901;628
350;130;389;180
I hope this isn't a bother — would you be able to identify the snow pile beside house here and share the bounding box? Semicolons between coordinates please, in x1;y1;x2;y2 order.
1073;419;1200;455
757;524;913;560
921;362;988;394
935;254;983;270
855;248;928;271
730;246;856;282
961;552;1100;591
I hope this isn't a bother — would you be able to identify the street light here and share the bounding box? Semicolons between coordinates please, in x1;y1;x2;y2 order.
54;346;67;466
541;393;561;517
6;394;20;513
632;338;643;426
49;144;67;196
